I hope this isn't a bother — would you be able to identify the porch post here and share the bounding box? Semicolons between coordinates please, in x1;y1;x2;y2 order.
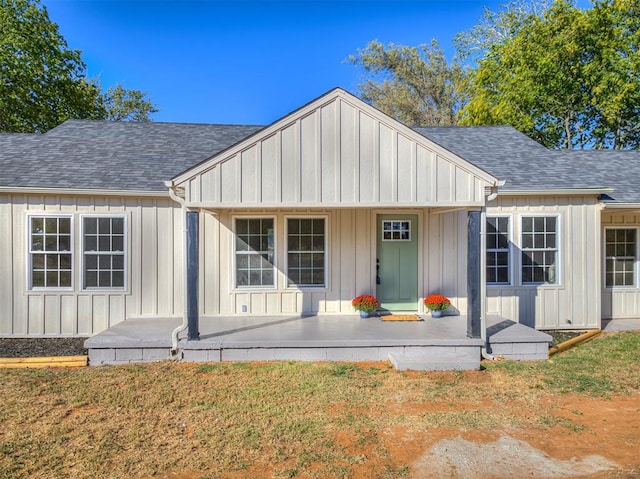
467;210;482;338
186;210;200;341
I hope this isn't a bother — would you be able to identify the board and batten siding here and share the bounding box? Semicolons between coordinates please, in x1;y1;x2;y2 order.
0;193;183;337
198;208;469;316
179;95;492;208
485;195;601;329
601;210;640;319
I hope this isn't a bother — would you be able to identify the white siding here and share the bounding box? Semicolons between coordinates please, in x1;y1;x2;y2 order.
179;95;494;208
602;211;640;319
0;193;183;337
200;208;469;316
486;195;601;329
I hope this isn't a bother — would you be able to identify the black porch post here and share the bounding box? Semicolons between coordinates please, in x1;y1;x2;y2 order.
467;210;482;338
186;210;200;341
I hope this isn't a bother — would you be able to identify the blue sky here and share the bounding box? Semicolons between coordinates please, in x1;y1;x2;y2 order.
45;0;508;125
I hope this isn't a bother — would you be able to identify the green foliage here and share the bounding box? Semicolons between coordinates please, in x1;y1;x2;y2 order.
348;40;468;126
459;0;640;149
102;83;158;122
0;0;156;133
0;0;102;132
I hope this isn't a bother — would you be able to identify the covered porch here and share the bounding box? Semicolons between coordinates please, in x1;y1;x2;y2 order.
85;314;552;370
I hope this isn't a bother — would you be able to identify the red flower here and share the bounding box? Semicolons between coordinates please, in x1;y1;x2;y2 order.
424;294;451;311
352;294;380;312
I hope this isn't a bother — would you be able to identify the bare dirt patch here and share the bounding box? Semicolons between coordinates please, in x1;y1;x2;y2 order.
1;332;640;478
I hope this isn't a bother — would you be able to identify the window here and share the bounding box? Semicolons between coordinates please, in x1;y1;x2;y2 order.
29;216;73;289
82;216;126;289
605;228;636;287
486;217;510;285
521;216;558;284
287;218;326;287
235;218;275;287
382;220;411;241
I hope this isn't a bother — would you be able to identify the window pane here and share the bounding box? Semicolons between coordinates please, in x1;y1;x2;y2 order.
113;271;124;288
59;271;72;287
32;271;45;287
59;235;71;252
45;217;57;233
84;218;97;235
300;219;312;234
32;217;44;234
312;236;324;251
98;236;110;251
86;255;97;269
32;254;45;269
236;270;248;286
99;271;111;287
60;254;72;269
31;235;44;251
112;236;124;252
112;218;124;235
46;271;58;287
59;218;71;234
99;255;111;269
522;217;532;233
85;235;97;251
45;236;57;251
236;254;248;268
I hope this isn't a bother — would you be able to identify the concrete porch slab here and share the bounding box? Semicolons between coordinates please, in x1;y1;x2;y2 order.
486;316;553;360
85;314;484;366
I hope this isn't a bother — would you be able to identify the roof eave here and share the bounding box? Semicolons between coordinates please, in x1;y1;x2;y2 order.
0;186;169;197
497;187;613;197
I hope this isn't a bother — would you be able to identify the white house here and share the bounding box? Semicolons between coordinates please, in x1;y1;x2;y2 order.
1;88;638;345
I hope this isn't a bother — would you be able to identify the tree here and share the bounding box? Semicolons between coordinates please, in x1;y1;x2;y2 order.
347;40;468;127
459;0;640;149
102;84;157;122
0;0;156;133
454;0;553;64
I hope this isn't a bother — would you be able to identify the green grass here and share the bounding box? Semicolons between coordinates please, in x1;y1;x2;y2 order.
0;331;639;478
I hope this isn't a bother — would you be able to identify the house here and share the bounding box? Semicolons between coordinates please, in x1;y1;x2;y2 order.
1;88;639;364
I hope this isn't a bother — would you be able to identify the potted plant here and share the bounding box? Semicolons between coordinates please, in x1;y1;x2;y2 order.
352;294;379;318
424;294;450;318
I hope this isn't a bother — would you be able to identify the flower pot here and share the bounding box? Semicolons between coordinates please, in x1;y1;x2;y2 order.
359;310;370;319
431;310;443;318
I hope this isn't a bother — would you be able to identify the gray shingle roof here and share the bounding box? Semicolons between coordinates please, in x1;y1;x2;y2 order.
415;126;640;203
0;120;262;191
2;119;639;203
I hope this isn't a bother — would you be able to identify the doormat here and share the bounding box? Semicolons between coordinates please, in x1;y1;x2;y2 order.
381;315;422;321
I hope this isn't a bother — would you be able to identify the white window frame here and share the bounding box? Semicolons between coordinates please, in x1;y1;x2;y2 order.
603;226;638;289
80;214;128;291
519;214;561;286
285;215;328;289
486;215;513;286
232;216;277;289
26;214;74;291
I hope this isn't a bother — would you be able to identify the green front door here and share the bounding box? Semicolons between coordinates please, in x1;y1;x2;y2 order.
376;214;419;311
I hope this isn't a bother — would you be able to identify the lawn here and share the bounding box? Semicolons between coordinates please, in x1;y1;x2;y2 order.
1;331;639;478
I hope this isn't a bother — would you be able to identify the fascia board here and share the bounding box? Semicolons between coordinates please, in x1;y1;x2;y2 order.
0;186;168;197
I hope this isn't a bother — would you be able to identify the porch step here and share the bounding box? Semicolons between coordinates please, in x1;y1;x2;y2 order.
388;349;480;371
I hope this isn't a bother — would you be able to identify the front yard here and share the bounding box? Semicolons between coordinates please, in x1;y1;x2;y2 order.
1;331;639;478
